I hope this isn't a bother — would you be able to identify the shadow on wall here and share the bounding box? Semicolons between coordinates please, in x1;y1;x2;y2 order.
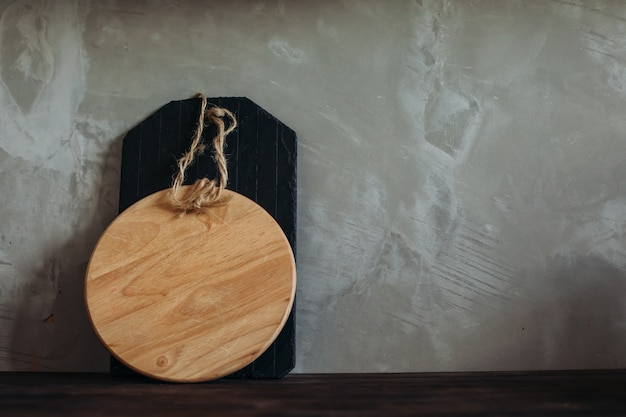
486;255;626;371
538;256;626;369
6;135;123;372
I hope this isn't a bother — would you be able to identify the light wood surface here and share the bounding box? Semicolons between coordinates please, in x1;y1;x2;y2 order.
85;187;296;382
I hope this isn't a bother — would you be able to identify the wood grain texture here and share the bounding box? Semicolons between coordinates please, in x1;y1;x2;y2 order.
85;187;296;382
2;370;626;416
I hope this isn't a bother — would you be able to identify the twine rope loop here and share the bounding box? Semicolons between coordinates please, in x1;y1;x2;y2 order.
169;93;237;212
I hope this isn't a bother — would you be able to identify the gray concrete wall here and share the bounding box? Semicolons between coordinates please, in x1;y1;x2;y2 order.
1;0;626;372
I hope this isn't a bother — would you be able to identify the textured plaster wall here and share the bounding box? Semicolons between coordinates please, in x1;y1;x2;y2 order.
1;0;626;372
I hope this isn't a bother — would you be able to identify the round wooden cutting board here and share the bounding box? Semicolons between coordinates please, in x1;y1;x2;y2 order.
85;187;296;382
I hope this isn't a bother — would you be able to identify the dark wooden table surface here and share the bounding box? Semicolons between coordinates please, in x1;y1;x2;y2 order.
1;370;625;416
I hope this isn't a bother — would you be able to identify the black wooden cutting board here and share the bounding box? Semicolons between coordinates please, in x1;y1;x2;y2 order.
110;96;296;379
